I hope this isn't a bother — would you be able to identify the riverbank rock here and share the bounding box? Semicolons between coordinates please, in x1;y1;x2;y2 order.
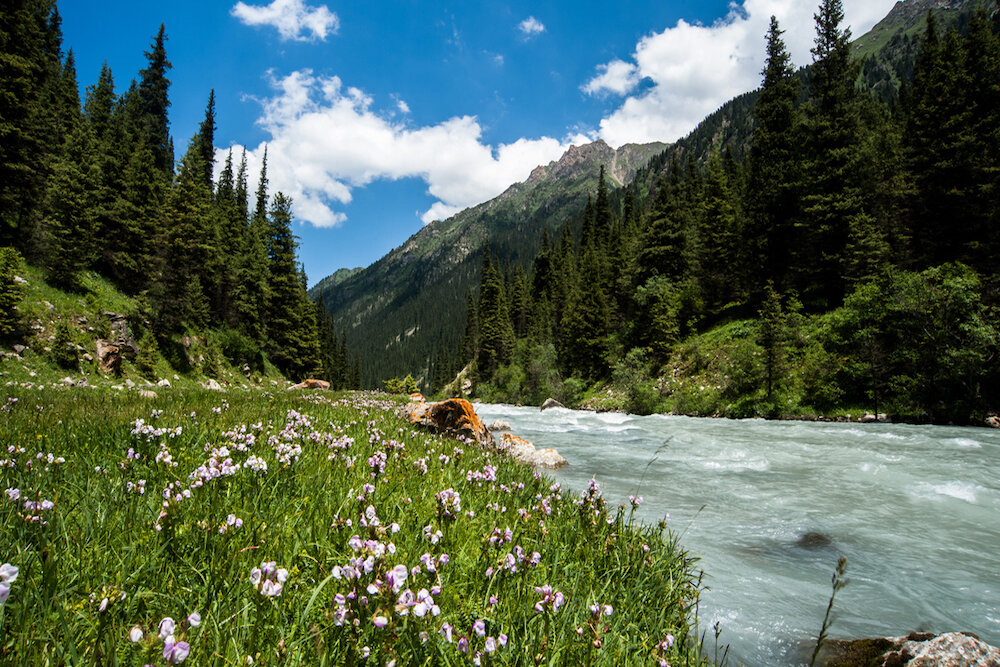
497;433;567;469
488;419;512;432
540;398;565;411
819;632;1000;666
410;392;425;402
986;415;1000;429
859;412;889;423
289;378;331;390
404;398;494;448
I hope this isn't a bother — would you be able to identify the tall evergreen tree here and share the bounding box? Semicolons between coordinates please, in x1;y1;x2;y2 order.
137;24;173;179
795;0;867;308
745;16;802;296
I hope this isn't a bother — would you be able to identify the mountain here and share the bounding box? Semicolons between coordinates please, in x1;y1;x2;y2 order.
309;140;664;385
312;0;992;388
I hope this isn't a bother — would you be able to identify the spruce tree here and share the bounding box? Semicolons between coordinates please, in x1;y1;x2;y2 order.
745;16;801;296
137;24;173;179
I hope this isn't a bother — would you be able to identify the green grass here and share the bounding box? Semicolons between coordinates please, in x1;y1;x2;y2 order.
0;387;703;665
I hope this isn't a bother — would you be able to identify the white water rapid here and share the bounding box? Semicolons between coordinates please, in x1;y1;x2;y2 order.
474;404;1000;666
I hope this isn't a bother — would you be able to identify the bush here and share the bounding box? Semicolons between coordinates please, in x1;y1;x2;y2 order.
217;328;265;373
51;321;78;369
383;374;420;394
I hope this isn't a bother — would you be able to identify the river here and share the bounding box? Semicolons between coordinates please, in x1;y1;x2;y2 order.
474;404;1000;666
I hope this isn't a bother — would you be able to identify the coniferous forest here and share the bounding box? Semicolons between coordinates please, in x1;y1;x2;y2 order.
1;1;359;388
453;2;1000;424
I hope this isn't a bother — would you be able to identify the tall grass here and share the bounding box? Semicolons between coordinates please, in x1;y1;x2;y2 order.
0;388;703;665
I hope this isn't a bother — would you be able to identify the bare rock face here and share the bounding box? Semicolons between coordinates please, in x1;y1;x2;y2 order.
289;378;331;390
95;340;121;374
404;398;494;448
497;433;568;470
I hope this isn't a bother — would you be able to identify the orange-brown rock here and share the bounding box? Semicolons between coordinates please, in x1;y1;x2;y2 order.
410;392;425;402
289;378;331;390
404;398;494;448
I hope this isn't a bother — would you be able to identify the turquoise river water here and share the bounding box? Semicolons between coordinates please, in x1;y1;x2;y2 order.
473;404;1000;666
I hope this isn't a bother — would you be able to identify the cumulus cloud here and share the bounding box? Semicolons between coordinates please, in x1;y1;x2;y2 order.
582;59;640;96
518;16;546;37
231;0;339;42
588;0;896;147
221;70;580;227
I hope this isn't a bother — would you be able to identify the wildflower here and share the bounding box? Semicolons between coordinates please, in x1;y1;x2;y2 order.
0;562;18;605
659;633;675;650
158;617;176;641
439;623;454;643
373;615;389;628
129;626;144;642
5;488;19;501
163;639;191;664
472;619;486;637
485;636;497;653
533;584;565;614
187;612;201;627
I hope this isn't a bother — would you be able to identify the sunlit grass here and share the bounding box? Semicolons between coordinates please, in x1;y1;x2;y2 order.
1;388;703;665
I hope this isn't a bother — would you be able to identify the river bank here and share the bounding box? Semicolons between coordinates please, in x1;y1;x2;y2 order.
0;386;702;665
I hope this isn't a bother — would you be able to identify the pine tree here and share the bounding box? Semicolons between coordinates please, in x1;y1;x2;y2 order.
0;1;64;251
137;24;173;179
756;281;786;405
694;153;739;314
795;0;867;308
745;16;801;296
476;247;514;380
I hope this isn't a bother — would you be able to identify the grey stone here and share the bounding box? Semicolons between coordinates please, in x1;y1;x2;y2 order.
541;398;565;411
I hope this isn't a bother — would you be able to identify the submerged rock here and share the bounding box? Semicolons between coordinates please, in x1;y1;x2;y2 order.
540;398;565;411
796;532;833;549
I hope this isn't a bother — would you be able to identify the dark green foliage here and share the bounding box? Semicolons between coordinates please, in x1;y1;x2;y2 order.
137;24;172;179
756;282;787;405
0;247;26;338
745;16;802;295
262;193;322;379
51;320;78;369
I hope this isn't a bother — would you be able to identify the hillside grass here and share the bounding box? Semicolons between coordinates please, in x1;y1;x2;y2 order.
0;387;703;665
2;264;288;392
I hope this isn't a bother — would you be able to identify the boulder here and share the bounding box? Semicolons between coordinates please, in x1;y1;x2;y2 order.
860;412;889;424
404;398;494;448
203;378;222;391
488;419;512;432
820;632;1000;667
12;275;26;285
12;344;26;355
410;392;425;402
986;415;1000;429
138;390;157;399
289;378;331;390
497;433;568;470
95;340;121;374
157;378;171;388
61;376;76;387
540;398;565;411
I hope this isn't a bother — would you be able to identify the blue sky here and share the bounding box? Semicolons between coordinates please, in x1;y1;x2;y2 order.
60;0;894;286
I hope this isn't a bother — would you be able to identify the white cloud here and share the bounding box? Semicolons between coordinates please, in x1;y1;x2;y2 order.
518;16;546;37
582;59;640;96
231;0;339;42
396;98;411;114
590;0;897;147
220;70;581;227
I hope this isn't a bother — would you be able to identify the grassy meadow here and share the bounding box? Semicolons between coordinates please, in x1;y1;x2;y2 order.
0;386;703;665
